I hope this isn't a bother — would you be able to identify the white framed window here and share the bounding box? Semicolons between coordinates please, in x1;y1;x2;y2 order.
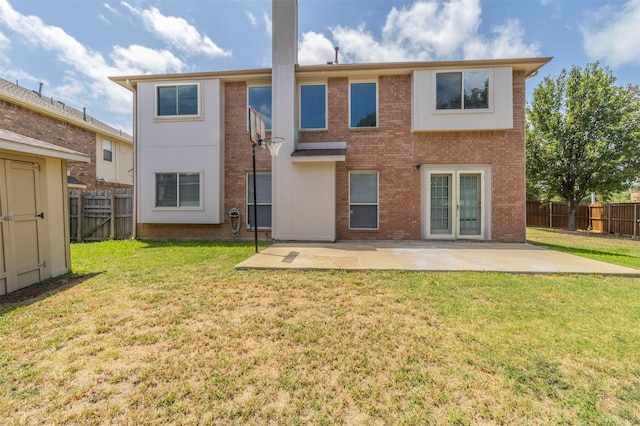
248;86;272;130
247;172;272;229
155;172;202;209
349;171;378;229
299;83;327;130
102;140;112;162
435;70;491;110
349;81;377;128
156;83;200;118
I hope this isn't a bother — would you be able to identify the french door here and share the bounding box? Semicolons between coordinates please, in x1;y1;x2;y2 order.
425;168;485;239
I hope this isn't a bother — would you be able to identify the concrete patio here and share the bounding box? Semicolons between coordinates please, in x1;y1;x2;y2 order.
236;241;640;275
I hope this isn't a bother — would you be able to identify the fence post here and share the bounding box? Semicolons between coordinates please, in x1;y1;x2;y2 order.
608;204;612;234
588;204;592;230
549;201;552;228
634;204;638;240
77;193;83;242
110;191;116;239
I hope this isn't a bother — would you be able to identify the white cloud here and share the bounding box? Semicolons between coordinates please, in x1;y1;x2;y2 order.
0;30;9;51
111;45;184;73
582;0;640;67
298;31;335;65
464;19;541;59
246;11;257;27
104;3;119;15
122;2;231;58
263;11;272;36
0;0;190;119
298;0;540;65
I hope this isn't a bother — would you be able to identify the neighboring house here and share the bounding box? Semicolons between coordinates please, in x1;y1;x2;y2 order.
111;0;551;243
0;128;89;295
0;77;133;190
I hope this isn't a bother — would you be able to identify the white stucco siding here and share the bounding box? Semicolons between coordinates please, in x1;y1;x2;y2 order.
412;67;513;131
288;162;337;241
136;79;224;224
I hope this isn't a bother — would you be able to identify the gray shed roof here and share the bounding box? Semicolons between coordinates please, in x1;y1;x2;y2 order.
0;128;90;162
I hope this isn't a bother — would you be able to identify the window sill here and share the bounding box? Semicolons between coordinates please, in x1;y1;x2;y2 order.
299;128;328;133
432;108;494;115
152;207;204;212
154;115;204;122
348;126;378;132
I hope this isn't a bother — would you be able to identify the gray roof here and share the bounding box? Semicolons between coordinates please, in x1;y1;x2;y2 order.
0;77;131;142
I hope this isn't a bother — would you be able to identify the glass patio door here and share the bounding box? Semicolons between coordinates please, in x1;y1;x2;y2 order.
426;170;484;239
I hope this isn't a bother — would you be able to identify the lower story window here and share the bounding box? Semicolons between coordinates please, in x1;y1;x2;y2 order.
349;170;378;229
247;172;272;228
155;172;201;208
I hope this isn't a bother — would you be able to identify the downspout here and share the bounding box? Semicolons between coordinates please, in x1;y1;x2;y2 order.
126;78;138;240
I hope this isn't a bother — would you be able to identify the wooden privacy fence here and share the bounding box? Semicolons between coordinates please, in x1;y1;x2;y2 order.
526;200;640;239
69;189;133;242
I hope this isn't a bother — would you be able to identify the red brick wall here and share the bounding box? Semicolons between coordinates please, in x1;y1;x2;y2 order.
138;70;527;242
0;99;127;190
300;71;527;242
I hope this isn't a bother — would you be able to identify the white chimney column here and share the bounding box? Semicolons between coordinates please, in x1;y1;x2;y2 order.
271;0;298;240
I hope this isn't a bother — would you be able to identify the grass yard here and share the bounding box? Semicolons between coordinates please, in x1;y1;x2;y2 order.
1;232;640;425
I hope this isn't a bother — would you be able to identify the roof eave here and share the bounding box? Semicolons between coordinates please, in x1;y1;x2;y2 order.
110;57;552;89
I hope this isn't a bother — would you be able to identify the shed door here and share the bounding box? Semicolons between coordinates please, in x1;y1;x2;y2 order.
0;159;45;294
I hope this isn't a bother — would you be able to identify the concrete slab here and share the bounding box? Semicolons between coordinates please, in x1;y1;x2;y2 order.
235;241;640;275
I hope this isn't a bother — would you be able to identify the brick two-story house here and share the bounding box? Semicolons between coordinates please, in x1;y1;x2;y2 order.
111;0;550;243
0;77;133;190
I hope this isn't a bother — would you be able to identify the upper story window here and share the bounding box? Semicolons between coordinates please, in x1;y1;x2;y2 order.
300;84;327;130
156;83;199;117
155;172;201;208
349;81;377;128
102;140;112;162
436;71;490;110
248;86;272;130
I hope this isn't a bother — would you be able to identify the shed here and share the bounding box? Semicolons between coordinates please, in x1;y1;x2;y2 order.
0;128;89;295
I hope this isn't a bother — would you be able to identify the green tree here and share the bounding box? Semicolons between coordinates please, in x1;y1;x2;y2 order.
527;63;640;231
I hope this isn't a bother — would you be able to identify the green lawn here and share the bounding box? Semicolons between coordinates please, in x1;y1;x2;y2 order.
527;227;640;269
0;233;639;424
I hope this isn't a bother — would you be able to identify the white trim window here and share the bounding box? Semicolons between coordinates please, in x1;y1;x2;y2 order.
156;83;200;117
248;86;272;130
155;172;202;208
349;81;377;128
349;171;378;229
102;139;112;162
300;83;327;130
247;172;272;229
436;71;490;110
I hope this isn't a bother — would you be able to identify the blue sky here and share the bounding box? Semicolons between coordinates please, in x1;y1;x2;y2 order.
0;0;639;134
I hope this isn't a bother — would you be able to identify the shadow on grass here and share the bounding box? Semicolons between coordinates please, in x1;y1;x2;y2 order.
528;240;640;269
0;272;101;316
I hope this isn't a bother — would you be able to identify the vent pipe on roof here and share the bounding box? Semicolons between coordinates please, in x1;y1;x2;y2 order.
38;82;43;97
83;107;87;121
334;46;339;64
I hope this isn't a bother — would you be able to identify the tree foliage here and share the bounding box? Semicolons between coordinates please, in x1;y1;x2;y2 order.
527;63;640;230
